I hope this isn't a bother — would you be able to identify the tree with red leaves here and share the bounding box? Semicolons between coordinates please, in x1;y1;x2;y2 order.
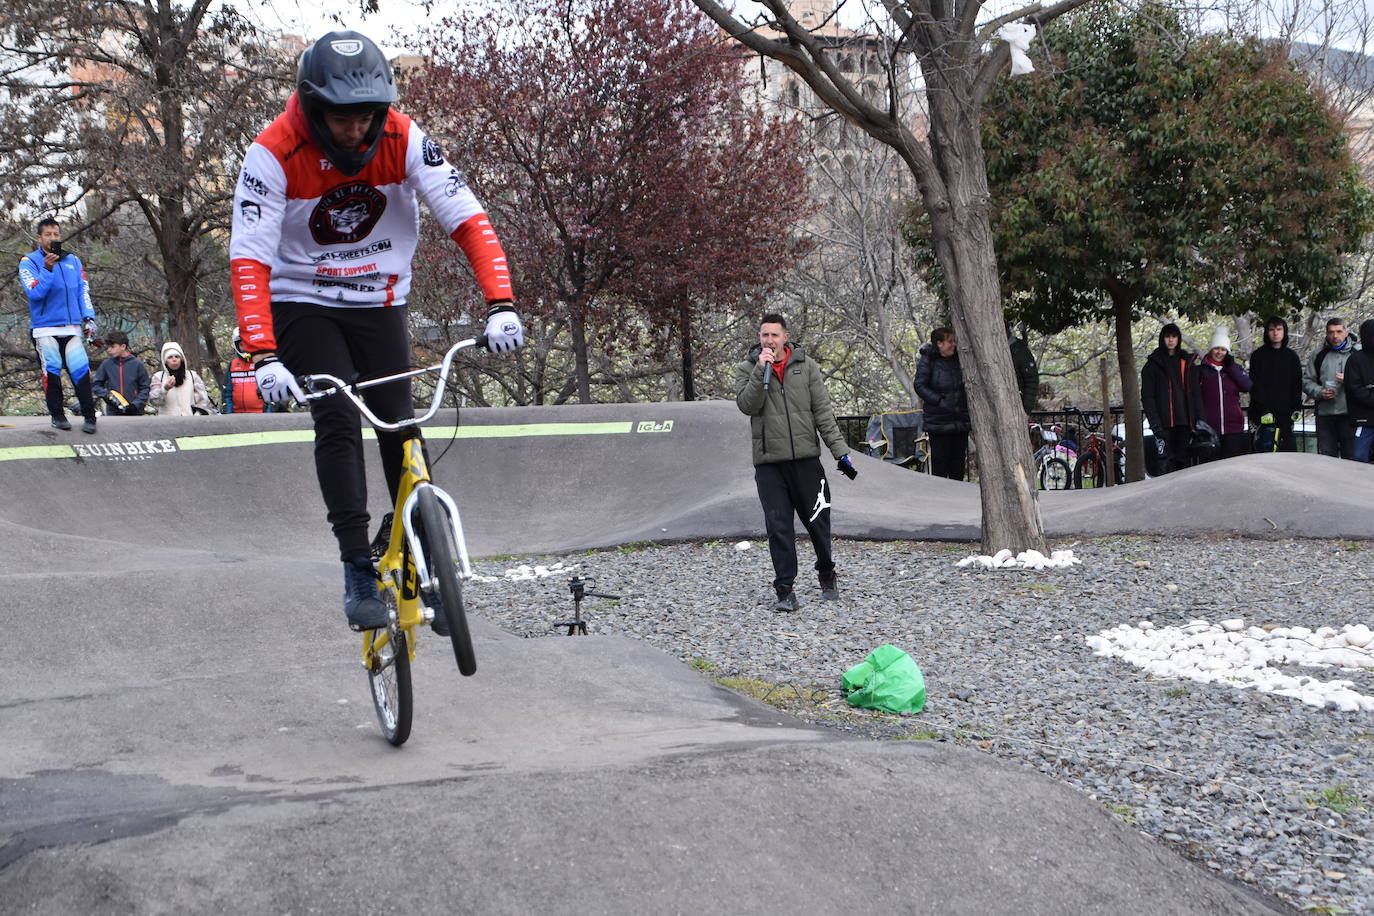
402;0;809;404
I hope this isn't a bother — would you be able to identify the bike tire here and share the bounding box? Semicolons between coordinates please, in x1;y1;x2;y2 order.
1074;452;1104;489
1039;456;1071;490
367;626;413;746
416;486;477;676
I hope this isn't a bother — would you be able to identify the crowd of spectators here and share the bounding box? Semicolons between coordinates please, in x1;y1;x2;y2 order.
1141;315;1372;471
904;315;1372;479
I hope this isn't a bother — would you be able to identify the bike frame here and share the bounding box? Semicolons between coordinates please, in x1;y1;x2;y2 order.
298;336;484;668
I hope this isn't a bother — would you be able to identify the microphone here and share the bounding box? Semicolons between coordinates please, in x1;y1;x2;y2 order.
762;351;774;391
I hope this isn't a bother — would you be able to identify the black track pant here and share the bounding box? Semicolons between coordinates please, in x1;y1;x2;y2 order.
754;456;834;594
273;302;415;561
927;430;968;480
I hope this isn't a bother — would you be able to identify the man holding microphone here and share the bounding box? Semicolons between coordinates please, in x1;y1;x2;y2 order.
736;313;856;612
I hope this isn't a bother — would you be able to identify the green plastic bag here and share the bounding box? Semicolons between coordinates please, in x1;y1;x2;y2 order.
841;644;926;714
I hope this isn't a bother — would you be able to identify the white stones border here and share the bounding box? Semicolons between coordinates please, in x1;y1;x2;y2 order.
1087;619;1374;712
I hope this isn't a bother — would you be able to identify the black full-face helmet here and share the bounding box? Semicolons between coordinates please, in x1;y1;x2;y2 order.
297;31;397;176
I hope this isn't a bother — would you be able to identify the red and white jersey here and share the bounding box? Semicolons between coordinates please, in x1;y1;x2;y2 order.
229;94;511;352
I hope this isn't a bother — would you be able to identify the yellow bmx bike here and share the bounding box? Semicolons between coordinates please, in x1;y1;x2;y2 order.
300;336;483;746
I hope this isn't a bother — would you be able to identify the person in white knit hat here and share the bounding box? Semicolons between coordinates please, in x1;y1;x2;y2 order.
1198;327;1252;460
148;341;211;416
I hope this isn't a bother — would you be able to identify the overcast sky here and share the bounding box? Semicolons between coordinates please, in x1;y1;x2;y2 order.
248;0;1374;58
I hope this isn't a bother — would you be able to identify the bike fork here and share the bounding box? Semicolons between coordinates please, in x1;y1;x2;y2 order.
401;483;473;591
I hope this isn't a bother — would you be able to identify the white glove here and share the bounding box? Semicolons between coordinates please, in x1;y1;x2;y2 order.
484;306;525;353
254;355;305;405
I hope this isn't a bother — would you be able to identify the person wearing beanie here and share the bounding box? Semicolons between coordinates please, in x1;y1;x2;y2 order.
1343;318;1374;462
1141;322;1204;473
148;341;211;416
1302;317;1357;459
1197;327;1252;460
1248;316;1303;452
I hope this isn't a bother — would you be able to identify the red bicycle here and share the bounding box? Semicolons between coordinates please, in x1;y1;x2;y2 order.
1069;409;1125;489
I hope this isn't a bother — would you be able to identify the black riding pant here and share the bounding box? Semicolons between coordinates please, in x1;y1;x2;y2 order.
928;430;968;480
273;302;415;561
754;457;834;595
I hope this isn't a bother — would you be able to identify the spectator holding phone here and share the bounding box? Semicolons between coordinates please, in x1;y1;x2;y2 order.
17;218;99;432
148;341;211;416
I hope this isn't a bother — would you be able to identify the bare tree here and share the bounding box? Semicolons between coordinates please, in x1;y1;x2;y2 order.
783;128;941;410
689;0;1097;552
0;1;296;368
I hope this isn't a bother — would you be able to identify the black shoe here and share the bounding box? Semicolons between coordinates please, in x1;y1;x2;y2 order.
50;416;71;431
773;589;799;613
343;557;388;631
430;600;450;637
81;417;97;434
819;573;839;601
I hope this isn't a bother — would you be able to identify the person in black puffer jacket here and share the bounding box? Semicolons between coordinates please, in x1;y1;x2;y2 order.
1344;318;1374;463
913;327;971;480
1141;322;1204;474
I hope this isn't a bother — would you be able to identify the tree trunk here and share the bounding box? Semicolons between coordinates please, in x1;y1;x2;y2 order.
1110;292;1146;482
166;261;200;368
679;301;695;402
923;104;1045;555
570;310;592;403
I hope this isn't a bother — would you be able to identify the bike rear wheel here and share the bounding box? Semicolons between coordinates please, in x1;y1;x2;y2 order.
367;621;412;746
1039;457;1071;490
416;486;476;676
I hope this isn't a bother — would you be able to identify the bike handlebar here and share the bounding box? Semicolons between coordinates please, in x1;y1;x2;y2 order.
297;335;488;431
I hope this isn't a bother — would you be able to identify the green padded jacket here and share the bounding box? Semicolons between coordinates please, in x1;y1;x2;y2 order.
736;344;850;466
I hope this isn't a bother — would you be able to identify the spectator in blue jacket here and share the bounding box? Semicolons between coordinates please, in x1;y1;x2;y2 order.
18;218;98;432
91;331;151;415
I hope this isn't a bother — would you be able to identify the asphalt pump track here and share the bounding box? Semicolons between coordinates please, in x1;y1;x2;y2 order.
1;401;1344;913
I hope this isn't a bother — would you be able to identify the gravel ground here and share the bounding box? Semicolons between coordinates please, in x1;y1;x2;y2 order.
466;535;1374;915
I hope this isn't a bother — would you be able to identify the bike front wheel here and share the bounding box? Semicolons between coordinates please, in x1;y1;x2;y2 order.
1074;451;1104;489
416;486;476;676
367;623;413;747
1039;457;1071;490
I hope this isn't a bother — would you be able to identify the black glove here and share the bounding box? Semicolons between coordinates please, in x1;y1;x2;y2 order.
837;455;857;480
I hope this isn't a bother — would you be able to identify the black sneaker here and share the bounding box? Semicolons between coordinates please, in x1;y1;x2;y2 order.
819;574;839;601
50;417;72;431
343;557;388;631
81;417;97;434
430;599;450;637
773;589;799;613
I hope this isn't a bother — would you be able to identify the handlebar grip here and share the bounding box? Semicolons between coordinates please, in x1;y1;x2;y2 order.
473;333;489;352
300;375;336;395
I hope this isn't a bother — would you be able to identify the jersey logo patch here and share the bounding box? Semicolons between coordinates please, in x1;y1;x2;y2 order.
310;182;387;245
421;136;444;167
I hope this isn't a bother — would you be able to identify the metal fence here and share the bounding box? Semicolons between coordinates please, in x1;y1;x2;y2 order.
839;403;1327;460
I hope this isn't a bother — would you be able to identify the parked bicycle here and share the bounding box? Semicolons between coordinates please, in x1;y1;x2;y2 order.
1068;409;1126;489
1030;422;1074;490
300;336;484;746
